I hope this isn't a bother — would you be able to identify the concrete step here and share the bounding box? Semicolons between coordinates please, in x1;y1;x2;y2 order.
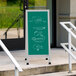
0;63;76;76
30;71;76;76
0;49;76;76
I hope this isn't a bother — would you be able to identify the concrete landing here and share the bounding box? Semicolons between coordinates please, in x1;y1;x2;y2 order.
0;49;76;76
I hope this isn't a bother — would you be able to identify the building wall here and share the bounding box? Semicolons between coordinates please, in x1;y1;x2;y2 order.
47;0;70;47
70;0;76;17
70;0;76;46
56;0;70;47
42;0;76;47
57;0;76;47
70;0;76;26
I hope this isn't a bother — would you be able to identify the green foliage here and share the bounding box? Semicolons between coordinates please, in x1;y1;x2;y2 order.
29;0;35;6
0;6;23;28
35;0;46;6
0;0;7;6
7;0;20;6
0;0;46;28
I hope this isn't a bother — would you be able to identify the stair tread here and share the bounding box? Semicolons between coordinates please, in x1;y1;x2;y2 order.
31;71;76;76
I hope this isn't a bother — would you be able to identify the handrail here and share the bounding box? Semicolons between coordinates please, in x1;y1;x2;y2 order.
60;22;76;31
60;22;76;73
61;43;76;61
2;13;23;39
71;44;76;51
60;22;76;39
0;40;23;76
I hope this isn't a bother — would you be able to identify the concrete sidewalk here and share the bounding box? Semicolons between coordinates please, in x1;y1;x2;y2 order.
0;48;76;76
0;48;76;71
0;28;23;39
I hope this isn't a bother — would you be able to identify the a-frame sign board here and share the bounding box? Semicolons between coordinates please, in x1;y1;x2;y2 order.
25;10;51;65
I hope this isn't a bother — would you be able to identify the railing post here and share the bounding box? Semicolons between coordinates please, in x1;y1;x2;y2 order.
17;19;20;38
68;31;72;73
5;32;7;39
15;67;19;76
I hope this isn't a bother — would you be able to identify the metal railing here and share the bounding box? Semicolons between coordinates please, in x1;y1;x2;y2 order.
60;22;76;73
3;13;23;39
0;40;23;76
0;6;23;39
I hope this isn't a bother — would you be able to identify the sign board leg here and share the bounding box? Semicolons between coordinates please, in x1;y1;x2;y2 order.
45;58;48;60
25;57;29;65
25;58;27;60
48;50;51;64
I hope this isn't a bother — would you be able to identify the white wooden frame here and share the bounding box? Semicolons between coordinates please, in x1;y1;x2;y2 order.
25;10;51;64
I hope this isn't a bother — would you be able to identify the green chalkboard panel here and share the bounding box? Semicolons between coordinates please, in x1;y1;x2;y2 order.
26;10;50;55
